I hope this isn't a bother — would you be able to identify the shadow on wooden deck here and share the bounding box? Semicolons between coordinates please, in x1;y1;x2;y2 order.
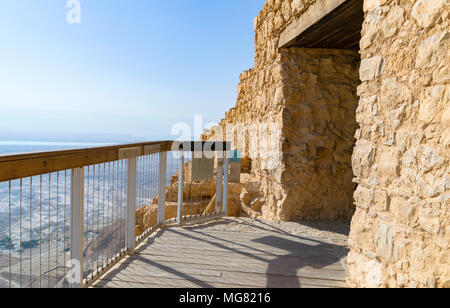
93;218;349;288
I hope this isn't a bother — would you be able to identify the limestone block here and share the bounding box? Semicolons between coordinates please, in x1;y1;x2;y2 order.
441;128;450;149
356;96;377;125
416;31;450;68
281;0;292;20
418;210;441;235
363;0;389;12
360;27;377;50
380;78;413;110
418;145;445;173
391;198;418;227
387;104;407;130
354;185;373;206
381;5;405;38
412;0;448;29
374;190;390;211
375;221;396;261
360;56;385;81
347;251;384;288
376;148;400;184
418;85;447;124
352;140;376;178
443;272;450;288
365;7;383;25
290;0;305;15
442;107;450;127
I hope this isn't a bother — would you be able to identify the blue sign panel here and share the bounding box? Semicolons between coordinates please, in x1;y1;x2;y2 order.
229;150;242;163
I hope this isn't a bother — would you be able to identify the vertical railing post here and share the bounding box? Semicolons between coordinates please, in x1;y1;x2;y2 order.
70;167;84;288
222;151;229;216
126;157;137;252
158;151;167;225
177;151;184;225
215;157;223;214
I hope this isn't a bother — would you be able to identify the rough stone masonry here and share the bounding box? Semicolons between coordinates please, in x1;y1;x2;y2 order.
348;0;449;288
203;0;449;287
203;0;360;222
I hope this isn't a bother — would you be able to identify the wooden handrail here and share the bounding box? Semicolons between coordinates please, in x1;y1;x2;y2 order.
0;140;174;182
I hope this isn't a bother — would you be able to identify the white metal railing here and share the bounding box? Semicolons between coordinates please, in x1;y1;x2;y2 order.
0;141;230;288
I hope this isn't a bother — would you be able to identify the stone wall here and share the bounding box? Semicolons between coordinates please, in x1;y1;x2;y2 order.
254;0;318;69
348;0;450;288
203;0;360;222
202;0;315;220
202;62;286;220
280;48;360;221
204;0;449;287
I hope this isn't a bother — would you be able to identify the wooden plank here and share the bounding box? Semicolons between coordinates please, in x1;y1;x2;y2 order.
95;275;255;288
94;276;334;289
279;0;347;47
138;252;344;272
145;244;341;261
141;239;343;257
154;227;341;242
118;261;224;278
154;230;348;250
136;253;344;274
143;144;161;155
160;227;344;242
291;0;364;49
92;218;349;289
140;242;342;259
115;258;343;282
131;251;345;271
100;266;346;288
0;141;173;182
152;231;341;251
168;222;349;241
95;279;147;288
279;0;363;50
118;147;142;160
101;263;345;288
150;234;329;249
0;140;172;162
115;257;346;281
94;278;199;288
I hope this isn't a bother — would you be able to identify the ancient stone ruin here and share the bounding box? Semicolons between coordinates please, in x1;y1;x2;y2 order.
203;0;449;288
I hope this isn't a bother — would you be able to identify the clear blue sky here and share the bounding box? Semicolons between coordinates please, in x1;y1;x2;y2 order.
0;0;264;142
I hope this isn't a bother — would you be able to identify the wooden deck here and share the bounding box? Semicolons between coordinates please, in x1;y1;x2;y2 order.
92;218;349;288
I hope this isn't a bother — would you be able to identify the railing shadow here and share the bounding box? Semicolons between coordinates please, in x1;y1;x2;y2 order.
164;221;347;288
252;235;347;288
97;219;348;288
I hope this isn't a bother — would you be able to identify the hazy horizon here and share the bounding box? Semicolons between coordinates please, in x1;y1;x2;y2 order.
0;1;264;143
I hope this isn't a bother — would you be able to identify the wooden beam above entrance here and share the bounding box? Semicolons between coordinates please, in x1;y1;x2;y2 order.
279;0;364;50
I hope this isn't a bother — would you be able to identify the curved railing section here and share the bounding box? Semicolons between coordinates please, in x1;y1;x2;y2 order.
0;141;230;288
